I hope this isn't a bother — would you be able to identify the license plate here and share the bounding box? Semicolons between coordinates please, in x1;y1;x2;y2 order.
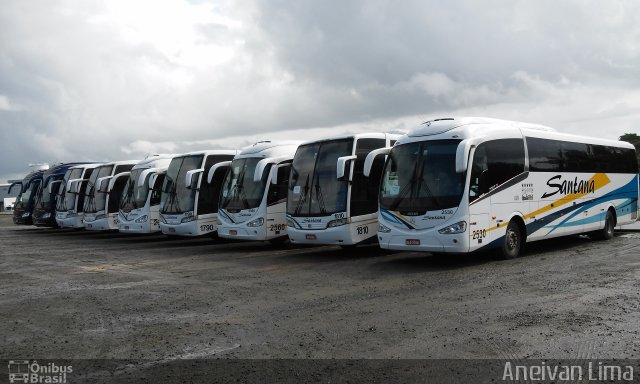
305;234;317;240
229;230;237;235
169;228;175;233
405;239;420;245
124;226;129;230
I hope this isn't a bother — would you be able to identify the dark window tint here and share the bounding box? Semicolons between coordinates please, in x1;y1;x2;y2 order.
77;181;89;212
114;164;134;174
107;176;128;213
267;164;291;205
469;139;525;201
528;137;562;172
529;137;637;173
351;138;386;216
198;155;234;214
562;142;591;172
150;174;165;206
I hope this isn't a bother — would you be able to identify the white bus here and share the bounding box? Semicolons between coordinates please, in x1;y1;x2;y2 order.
118;154;175;234
159;150;236;236
218;141;299;242
286;133;399;247
364;117;639;258
83;160;138;231
56;164;102;228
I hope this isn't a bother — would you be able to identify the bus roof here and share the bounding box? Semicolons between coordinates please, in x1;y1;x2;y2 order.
399;117;635;149
236;141;300;159
172;149;238;158
297;132;401;146
131;154;177;170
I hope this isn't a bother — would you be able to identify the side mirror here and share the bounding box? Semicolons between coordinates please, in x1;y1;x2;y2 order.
107;172;130;192
149;173;158;190
456;138;481;173
254;158;272;182
8;182;23;195
185;169;204;189
270;165;280;185
137;168;156;188
48;180;62;194
253;156;292;182
363;148;391;177
207;161;231;184
68;180;81;194
336;155;357;180
96;176;113;193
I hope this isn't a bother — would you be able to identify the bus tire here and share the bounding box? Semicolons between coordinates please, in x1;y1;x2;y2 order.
592;210;615;240
501;221;522;259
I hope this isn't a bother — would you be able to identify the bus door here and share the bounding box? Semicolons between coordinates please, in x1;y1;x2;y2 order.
468;139;528;249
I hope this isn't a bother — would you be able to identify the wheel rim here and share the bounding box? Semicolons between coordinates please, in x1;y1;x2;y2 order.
506;228;519;252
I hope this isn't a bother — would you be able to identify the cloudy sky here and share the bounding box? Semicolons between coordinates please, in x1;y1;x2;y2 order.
1;0;639;182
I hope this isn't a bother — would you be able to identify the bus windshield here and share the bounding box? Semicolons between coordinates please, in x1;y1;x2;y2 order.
84;165;114;213
160;155;203;214
380;140;465;213
57;168;83;211
120;169;151;213
220;158;270;211
35;175;62;209
14;180;39;209
287;138;353;216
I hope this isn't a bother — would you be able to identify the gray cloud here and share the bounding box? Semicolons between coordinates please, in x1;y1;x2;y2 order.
1;0;639;182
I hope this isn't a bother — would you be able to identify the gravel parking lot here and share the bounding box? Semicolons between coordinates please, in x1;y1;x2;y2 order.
1;215;639;365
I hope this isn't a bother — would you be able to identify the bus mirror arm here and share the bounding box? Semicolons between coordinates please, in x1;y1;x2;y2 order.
254;156;290;182
270;164;285;185
48;180;62;194
336;155;357;180
66;178;87;194
186;169;204;189
363;148;391;177
137;168;157;188
455;138;481;173
8;182;23;195
207;161;231;184
96;176;113;193
107;172;130;193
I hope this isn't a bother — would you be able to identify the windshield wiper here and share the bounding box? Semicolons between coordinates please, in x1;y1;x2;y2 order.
312;173;327;215
293;174;310;216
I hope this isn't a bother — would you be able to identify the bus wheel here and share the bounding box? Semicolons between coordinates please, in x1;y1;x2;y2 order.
501;221;522;259
592;210;615;240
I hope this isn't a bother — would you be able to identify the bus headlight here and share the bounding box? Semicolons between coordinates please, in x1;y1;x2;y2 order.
22;212;31;218
378;223;391;233
327;218;347;228
135;215;148;223
246;217;264;227
181;213;195;223
42;212;51;219
438;221;467;234
287;217;301;229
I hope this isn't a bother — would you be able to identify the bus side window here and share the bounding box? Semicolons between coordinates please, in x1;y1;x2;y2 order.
267;164;291;205
150;174;165;206
351;138;386;216
469;139;525;202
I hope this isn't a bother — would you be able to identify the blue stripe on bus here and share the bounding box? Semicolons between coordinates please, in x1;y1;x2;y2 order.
542;176;638;235
380;209;415;230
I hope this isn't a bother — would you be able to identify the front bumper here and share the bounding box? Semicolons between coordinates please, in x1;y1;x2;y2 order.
56;212;84;229
218;224;268;241
84;213;118;231
378;225;469;253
